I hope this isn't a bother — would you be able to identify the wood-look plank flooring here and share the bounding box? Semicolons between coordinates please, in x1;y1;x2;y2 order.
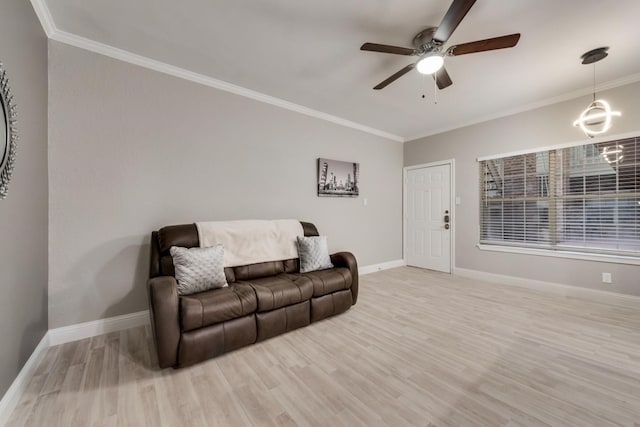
8;267;640;426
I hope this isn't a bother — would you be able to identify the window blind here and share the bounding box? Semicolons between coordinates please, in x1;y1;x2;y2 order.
479;137;640;256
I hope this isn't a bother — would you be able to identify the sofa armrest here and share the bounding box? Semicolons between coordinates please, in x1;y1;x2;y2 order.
330;252;358;305
147;276;180;368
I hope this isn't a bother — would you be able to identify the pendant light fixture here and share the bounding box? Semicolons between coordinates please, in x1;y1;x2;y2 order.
572;47;621;138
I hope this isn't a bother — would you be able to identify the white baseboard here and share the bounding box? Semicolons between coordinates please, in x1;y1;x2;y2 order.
48;310;150;347
453;267;640;308
0;262;407;424
0;311;151;425
0;332;50;427
359;259;406;275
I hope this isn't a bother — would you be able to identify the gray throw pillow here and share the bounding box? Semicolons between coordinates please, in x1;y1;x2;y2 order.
297;236;334;273
170;245;228;295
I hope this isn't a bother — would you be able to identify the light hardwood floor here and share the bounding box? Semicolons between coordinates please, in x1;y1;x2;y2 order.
8;267;640;427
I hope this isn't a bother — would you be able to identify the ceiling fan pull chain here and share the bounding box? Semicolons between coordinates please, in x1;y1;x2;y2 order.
421;74;429;101
434;76;438;104
420;74;438;104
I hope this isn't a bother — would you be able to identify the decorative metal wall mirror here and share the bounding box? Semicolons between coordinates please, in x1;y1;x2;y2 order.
0;61;17;199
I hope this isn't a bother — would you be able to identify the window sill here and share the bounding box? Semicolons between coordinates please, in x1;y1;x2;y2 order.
477;244;640;266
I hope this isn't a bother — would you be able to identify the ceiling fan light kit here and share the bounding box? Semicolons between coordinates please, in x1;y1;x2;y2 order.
359;0;521;91
573;47;621;138
416;53;444;75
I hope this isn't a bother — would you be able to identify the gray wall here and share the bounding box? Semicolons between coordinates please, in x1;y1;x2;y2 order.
48;42;403;328
0;1;49;398
405;81;640;296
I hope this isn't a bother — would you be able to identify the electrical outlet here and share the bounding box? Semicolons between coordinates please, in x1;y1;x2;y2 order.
602;272;612;284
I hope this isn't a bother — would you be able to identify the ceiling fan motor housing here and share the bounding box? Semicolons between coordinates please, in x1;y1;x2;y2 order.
412;27;441;54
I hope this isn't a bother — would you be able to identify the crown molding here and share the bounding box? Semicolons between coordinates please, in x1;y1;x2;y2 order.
405;72;640;142
29;0;404;143
51;30;407;142
30;0;55;38
31;0;640;145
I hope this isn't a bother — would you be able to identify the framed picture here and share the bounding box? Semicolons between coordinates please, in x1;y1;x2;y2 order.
317;158;359;197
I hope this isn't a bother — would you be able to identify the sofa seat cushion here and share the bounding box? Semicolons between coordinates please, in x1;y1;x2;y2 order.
244;274;313;312
301;268;352;297
180;283;257;332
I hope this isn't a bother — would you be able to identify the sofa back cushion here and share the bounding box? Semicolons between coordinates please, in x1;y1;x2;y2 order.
283;258;299;273
158;224;199;253
150;221;319;281
233;260;285;281
155;224;236;282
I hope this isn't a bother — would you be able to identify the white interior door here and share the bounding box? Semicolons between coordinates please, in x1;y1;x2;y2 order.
405;164;451;273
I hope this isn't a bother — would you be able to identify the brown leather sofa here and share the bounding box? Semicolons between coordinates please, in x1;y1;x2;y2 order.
147;221;358;368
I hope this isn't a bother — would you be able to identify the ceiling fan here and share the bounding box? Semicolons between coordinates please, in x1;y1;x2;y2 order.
360;0;521;90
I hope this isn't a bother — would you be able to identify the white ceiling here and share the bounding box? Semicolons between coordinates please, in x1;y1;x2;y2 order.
41;0;640;141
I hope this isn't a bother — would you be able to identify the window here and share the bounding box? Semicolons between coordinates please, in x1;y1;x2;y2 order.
479;136;640;257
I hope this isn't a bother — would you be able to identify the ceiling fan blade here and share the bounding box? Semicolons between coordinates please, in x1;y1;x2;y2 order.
448;33;521;56
433;0;477;44
373;64;415;90
360;43;416;55
434;67;453;90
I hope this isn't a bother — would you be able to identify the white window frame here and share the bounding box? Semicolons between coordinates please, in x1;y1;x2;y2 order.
477;130;640;266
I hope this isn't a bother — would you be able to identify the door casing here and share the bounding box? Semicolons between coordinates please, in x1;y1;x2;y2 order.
403;159;456;273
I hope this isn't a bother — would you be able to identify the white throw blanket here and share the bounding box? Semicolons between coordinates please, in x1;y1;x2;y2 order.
195;219;304;267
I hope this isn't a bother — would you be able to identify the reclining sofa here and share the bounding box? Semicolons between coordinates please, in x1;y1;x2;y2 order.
147;221;358;368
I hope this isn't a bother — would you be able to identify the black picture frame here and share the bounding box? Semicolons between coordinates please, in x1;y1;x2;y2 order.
317;158;359;197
